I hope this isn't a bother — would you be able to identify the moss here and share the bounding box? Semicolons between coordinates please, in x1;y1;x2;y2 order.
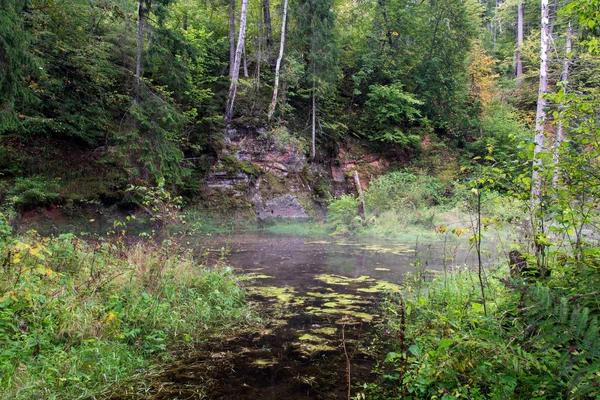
312;327;337;336
252;359;277;367
297;333;326;342
260;173;290;199
221;154;261;177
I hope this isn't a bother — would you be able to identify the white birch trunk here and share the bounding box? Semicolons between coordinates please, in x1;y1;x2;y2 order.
267;0;288;121
531;0;550;202
552;22;572;187
225;0;249;124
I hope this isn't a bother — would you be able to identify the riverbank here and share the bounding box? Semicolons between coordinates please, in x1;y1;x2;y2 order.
0;223;255;399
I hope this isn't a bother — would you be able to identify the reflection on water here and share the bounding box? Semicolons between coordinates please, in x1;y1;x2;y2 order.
202;233;499;292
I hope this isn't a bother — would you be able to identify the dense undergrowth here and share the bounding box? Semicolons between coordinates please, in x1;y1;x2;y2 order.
326;171;523;240
362;267;600;399
0;213;253;399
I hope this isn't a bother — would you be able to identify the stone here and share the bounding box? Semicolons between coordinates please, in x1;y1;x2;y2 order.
255;194;309;220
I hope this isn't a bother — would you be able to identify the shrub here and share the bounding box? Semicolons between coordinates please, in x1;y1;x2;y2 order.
326;194;361;235
7;176;61;209
365;172;445;215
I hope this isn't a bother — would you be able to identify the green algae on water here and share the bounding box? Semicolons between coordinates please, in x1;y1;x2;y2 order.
314;274;375;286
357;280;402;293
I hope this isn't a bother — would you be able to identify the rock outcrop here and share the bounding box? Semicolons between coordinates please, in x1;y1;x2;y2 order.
255;194;309;220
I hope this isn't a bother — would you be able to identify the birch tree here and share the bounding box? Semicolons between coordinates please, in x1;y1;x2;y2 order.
531;0;550;202
225;0;249;124
553;21;572;187
267;0;289;121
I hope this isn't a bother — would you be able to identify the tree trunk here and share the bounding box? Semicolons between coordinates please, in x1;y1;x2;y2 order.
531;0;550;202
515;0;524;84
312;85;316;161
225;0;249;124
311;23;317;161
263;0;274;65
136;0;144;88
267;0;288;121
229;0;236;78
353;171;367;218
242;44;249;78
553;22;572;187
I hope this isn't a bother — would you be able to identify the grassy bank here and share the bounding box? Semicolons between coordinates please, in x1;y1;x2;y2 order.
362;267;600;399
0;219;253;399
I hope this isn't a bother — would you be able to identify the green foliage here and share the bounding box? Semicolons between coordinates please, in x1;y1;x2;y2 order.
466;101;529;163
326;194;361;235
363;271;600;399
365;172;445;214
363;83;424;146
126;178;183;226
0;0;38;132
6;177;61;209
0;232;251;399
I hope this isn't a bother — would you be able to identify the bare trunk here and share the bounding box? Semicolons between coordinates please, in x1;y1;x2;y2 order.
267;0;288;121
353;171;367;218
225;0;249;124
183;10;188;31
515;0;524;84
263;0;274;65
311;25;316;161
553;22;572;187
136;0;144;88
312;86;316;161
229;0;236;78
531;0;550;202
242;45;249;77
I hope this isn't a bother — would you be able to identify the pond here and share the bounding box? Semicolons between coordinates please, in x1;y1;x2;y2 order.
113;232;500;399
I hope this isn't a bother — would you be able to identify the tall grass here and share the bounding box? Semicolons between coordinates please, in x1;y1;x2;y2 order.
0;230;252;399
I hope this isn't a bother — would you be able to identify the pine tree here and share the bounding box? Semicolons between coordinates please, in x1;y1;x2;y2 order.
0;0;37;132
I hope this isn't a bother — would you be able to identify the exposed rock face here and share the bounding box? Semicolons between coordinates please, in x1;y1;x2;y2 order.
227;127;306;177
255;194;309;220
331;144;390;197
205;171;250;188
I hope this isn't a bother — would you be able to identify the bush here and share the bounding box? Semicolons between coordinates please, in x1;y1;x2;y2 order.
7;176;61;209
326;194;361;235
365;172;445;214
362;269;600;399
0;232;251;399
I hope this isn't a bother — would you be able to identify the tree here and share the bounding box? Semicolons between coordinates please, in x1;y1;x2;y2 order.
229;0;236;78
552;21;572;187
0;0;37;132
531;0;550;202
267;0;289;121
225;0;249;124
515;0;524;85
292;0;338;159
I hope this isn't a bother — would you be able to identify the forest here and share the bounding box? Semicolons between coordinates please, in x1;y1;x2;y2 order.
1;0;600;398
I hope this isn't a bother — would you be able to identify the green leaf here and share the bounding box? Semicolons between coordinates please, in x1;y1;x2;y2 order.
437;339;453;351
409;344;421;356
